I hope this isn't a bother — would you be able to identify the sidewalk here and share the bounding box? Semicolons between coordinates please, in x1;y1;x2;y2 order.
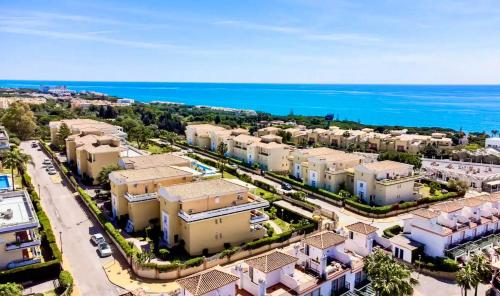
103;260;180;294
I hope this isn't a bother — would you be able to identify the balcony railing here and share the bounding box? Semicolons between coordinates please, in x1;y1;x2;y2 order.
5;238;41;251
124;192;158;203
6;257;42;270
375;174;421;185
250;211;269;224
444;232;500;259
178;198;269;223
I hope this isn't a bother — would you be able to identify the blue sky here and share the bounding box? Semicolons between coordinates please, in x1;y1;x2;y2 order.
1;0;499;84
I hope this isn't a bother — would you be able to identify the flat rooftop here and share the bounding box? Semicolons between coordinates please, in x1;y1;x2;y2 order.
0;190;38;234
110;166;193;183
422;159;500;179
160;178;247;201
120;153;190;169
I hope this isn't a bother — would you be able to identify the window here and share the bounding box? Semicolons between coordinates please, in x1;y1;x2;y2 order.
215;219;218;224
219;218;222;223
214;197;220;203
360;183;363;188
349;231;354;239
174;235;179;243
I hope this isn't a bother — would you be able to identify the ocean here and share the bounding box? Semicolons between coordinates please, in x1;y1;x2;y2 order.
1;80;499;132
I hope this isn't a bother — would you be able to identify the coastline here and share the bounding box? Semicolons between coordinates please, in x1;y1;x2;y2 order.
1;80;499;132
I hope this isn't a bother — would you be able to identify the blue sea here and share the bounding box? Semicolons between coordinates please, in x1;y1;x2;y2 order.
1;80;499;132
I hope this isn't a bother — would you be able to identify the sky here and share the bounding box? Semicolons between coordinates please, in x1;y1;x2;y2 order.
0;0;500;84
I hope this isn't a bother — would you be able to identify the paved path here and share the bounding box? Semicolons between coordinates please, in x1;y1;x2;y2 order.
412;272;488;296
21;141;127;296
266;220;283;234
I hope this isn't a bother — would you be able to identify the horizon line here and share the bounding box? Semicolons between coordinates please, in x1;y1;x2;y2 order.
1;78;500;87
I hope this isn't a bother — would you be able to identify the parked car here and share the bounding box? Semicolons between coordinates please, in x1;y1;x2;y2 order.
90;233;105;245
31;142;38;148
98;242;112;257
42;158;51;165
281;182;293;191
47;168;57;175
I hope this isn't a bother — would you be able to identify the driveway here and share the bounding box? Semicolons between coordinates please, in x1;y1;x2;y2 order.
20;141;126;296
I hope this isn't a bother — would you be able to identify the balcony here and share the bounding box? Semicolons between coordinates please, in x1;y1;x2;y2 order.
5;238;41;251
444;232;500;259
124;192;158;203
249;210;269;224
178;196;269;223
375;174;421;186
6;257;42;270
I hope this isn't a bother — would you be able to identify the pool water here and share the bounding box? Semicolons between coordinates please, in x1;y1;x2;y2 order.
0;175;10;189
193;162;218;176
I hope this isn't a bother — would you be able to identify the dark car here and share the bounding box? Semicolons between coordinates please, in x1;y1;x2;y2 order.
281;182;292;191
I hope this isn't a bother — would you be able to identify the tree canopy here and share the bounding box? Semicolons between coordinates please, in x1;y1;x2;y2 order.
1;101;37;140
0;282;22;296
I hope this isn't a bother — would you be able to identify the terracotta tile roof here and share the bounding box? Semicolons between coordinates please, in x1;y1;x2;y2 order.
479;193;500;203
176;269;239;296
431;202;463;213
412;208;439;219
244;250;298;273
303;231;346;249
345;222;378;235
459;197;484;208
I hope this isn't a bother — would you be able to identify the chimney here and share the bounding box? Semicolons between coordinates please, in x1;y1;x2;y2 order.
293;244;300;257
320;254;328;279
258;278;266;296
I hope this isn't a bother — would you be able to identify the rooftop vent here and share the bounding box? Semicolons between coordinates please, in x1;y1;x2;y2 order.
0;208;13;220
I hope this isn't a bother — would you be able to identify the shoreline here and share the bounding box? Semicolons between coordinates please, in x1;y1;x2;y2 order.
1;83;498;132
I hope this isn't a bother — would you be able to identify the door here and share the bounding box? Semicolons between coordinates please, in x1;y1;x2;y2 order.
162;212;170;244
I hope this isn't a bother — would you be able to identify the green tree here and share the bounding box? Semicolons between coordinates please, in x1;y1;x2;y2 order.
0;282;22;296
268;206;277;219
56;123;71;151
456;264;476;296
119;117;141;133
98;165;121;188
216;141;228;178
1;149;32;190
449;179;469;195
214;115;221;124
491;130;498;137
422;144;438;158
364;249;418;296
378;151;422;169
129;124;154;149
468;254;492;296
1;101;37;140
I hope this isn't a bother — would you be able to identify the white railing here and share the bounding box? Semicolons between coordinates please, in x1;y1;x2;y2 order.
178;199;269;222
5;238;41;251
124;192;158;203
250;212;269;224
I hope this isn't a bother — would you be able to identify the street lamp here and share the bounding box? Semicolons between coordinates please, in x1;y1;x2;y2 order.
59;231;63;261
417;254;422;279
38;184;40;198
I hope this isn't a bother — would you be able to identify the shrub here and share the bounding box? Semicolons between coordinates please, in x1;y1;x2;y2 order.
0;282;22;296
184;257;204;268
158;249;170;260
58;270;73;294
219;247;239;259
383;225;402;238
415;255;459;272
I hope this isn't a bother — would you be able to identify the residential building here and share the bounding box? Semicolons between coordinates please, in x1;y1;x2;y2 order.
118;153;192;170
354;160;419;205
284;128;309;145
288;147;364;192
229;228;376;296
246;142;291;172
401;194;500;260
0;126;10;151
176;268;239;296
109;166;197;231
66;134;126;184
422;159;500;193
158;178;269;255
209;128;248;151
344;222;380;257
226;134;262;161
487;138;500;151
185;124;226;149
0;190;41;270
255;126;281;137
49;118;126;146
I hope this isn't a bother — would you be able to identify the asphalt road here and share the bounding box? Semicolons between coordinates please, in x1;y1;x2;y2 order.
21;141;126;296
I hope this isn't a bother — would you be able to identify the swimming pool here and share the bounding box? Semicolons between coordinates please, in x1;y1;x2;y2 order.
193;162;218;176
0;175;11;190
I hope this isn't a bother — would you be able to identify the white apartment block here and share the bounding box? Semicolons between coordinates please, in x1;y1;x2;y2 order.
401;194;500;261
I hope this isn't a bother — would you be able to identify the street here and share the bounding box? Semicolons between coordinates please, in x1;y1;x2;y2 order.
21;141;126;296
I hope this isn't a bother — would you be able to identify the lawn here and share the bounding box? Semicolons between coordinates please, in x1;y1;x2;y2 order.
145;144;177;154
254;187;279;201
221;171;238;179
272;217;291;232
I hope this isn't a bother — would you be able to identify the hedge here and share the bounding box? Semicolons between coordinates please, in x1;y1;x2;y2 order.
244;222;315;250
414;255;459;272
266;172;343;201
0;260;61;283
383;225;402;238
58;270;74;294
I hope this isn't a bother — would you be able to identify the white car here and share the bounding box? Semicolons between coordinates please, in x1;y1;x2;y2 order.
98;242;112;257
42;158;51;165
47;168;57;175
90;233;105;245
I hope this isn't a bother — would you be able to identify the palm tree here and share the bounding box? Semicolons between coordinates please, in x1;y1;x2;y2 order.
492;130;498;137
364;249;418;296
457;264;476;296
468;254;492;296
216;142;228;178
1;149;32;191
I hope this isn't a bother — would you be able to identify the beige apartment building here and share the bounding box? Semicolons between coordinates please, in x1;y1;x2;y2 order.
118;153;192;170
289;147;363;192
354;160;420;206
158;178;269;255
109;166;198;232
0;191;41;270
209;128;249;151
49;118;126;146
247;141;290;172
255;126;281;137
66;134;126;184
226;134;262;161
185;124;226;149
